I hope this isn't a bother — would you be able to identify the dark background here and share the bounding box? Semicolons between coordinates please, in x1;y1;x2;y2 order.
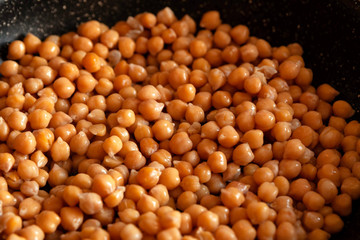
0;0;359;238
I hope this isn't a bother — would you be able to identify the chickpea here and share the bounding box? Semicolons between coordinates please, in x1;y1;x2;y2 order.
0;153;15;173
242;130;264;149
169;132;193;155
207;151;227;173
36;210;61;234
92;174;116;197
103;135;123;157
0;8;359;239
233;143;254;166
333;100;355;118
283;139;305;160
254;110;275;131
232;219;256;240
12;131;36;155
79;192;103;215
17;159;39;181
230;25;249;45
276;221;296;240
323;213;344;234
196;210;219;232
200;11;221;30
51;137;70;162
341;176;360;199
220;187;245;209
60;207;84;231
279;160;301;180
279;60;301;80
38;41;60;60
303;211;324;231
138;99;164;121
246;201;270;225
23;33;41;54
0;212;22;235
17;225;45;240
287;178;312;202
240;44;259;63
19;197;41;219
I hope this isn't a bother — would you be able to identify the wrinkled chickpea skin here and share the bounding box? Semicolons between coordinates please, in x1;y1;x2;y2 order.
0;7;358;239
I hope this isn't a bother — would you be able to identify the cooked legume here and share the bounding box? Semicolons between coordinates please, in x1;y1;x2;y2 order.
0;8;358;239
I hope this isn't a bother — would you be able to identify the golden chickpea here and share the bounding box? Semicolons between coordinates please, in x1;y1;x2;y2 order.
246;201;270;225
241;130;263;149
333;100;355;119
232;143;253;166
60;207;84;231
17;225;45;240
51;137;70;162
13;132;36;155
82;52;101;73
103;135;123;157
0;153;15;173
38;41;60;60
8;40;26;60
303;191;325;211
200;11;221;30
217;126;239;148
35;210;61;234
117;109;136;128
0;60;19;77
79;192;103;215
240;44;259;63
169;132;193;155
232;219;256;240
23;33;41;54
118;37;135;59
18;197;41;219
92;174;116;197
28;109;52;129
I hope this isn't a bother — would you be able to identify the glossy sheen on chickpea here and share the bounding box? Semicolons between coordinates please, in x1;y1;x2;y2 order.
0;6;358;240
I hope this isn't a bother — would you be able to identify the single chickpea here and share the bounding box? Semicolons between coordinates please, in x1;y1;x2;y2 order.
38;41;60;60
79;192;104;215
232;219;256;240
7;110;27;131
17;225;44;240
246;201;270;225
220;187;245;209
8;40;26;60
82;52;101;73
118;37;135;59
207;151;227;173
78;20;101;40
35;210;61;234
242;129;264;149
23;33;41;54
60;207;84;231
258;182;278;203
333;100;355;119
92;174;116;197
197;210;220;232
103;135;123;157
14;132;36;155
200;11;221;30
230;25;249;45
117;109;136;127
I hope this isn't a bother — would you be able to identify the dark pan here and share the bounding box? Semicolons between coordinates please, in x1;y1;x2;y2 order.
0;0;359;238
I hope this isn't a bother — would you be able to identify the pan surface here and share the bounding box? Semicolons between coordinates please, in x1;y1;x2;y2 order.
0;0;359;238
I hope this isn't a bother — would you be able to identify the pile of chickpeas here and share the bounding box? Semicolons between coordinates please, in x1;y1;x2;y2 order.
0;7;359;240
